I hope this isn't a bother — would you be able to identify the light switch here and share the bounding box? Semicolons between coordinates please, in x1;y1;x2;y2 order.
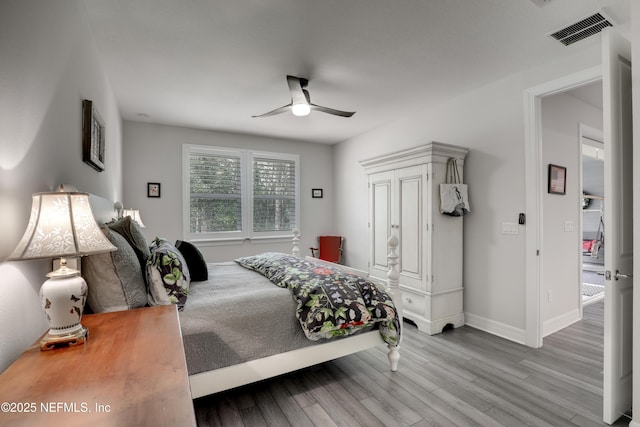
502;222;519;235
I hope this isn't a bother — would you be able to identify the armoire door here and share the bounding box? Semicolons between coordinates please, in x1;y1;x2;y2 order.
369;170;393;280
368;166;425;290
396;165;425;290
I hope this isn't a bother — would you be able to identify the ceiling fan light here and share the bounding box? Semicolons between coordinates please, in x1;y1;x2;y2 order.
291;103;311;117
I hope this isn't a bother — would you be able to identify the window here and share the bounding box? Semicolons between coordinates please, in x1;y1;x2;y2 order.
183;145;299;241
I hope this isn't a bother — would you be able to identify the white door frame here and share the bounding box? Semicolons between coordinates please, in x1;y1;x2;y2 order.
523;65;602;348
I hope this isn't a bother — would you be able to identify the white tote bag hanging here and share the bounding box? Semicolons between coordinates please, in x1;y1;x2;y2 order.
440;158;470;217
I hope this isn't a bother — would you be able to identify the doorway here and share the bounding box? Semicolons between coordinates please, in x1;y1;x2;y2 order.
525;29;633;424
538;81;604;337
523;66;602;349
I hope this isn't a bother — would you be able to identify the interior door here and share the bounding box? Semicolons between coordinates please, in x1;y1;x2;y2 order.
602;28;633;425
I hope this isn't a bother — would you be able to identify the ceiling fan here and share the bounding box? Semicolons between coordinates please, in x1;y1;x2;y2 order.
252;75;355;118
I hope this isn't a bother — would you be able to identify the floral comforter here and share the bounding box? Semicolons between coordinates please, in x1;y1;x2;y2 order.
235;253;400;346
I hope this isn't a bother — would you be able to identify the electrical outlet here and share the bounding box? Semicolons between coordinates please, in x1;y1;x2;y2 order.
564;220;574;232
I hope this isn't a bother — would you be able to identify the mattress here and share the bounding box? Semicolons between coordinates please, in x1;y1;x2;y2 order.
178;261;319;376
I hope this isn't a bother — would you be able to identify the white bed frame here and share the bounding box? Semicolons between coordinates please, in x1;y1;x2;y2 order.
189;230;403;399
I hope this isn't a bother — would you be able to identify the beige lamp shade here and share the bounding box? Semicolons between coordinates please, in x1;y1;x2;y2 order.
9;192;116;261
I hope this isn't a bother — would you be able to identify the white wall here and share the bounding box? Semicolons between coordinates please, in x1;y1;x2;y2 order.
0;1;123;372
334;43;603;340
122;121;335;261
540;91;603;334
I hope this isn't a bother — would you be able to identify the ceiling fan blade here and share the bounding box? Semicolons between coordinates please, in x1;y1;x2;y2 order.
286;75;308;105
310;104;355;117
254;76;354;118
251;103;292;118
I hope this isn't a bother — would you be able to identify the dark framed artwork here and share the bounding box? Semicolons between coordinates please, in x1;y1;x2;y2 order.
82;99;105;172
147;182;161;198
312;188;323;199
548;164;567;195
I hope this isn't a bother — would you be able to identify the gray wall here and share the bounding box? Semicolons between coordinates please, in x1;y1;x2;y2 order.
540;90;603;333
333;43;603;342
122;121;335;261
0;1;123;372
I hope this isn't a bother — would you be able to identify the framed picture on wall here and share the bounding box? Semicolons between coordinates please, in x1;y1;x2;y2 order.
312;188;323;198
548;164;566;195
82;99;105;172
147;182;161;198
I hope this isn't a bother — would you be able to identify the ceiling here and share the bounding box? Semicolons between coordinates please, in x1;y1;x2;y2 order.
81;0;630;144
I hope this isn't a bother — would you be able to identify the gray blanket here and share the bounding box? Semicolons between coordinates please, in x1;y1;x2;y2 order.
178;262;318;376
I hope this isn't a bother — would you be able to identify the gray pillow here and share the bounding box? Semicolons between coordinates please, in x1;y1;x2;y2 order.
108;215;150;273
82;226;148;312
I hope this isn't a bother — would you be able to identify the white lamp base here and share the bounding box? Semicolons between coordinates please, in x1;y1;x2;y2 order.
39;261;89;351
40;327;88;351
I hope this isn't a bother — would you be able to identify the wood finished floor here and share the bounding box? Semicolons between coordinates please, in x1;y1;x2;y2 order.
193;301;630;426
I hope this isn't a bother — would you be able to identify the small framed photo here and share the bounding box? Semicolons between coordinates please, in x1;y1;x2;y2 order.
548;164;566;195
147;182;161;198
82;99;105;172
312;188;323;199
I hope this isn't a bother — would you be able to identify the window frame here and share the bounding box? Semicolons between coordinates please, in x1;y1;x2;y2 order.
182;144;300;243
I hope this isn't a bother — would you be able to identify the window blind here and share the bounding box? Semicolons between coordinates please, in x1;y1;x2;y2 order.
253;157;296;232
188;152;242;233
183;144;299;241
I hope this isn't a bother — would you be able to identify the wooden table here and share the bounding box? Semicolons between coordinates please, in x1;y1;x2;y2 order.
0;305;196;426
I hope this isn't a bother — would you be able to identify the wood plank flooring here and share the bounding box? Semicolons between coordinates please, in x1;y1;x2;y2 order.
193;301;630;426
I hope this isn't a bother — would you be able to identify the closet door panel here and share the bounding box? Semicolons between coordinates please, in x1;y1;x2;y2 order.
397;166;424;290
370;172;393;276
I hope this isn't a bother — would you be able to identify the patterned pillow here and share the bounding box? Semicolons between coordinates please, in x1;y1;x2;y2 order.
146;238;190;309
175;240;208;281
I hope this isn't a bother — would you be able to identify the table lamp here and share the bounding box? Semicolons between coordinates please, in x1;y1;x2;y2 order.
9;191;116;350
122;209;145;227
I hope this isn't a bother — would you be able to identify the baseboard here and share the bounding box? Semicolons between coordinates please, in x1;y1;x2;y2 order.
464;312;526;345
543;308;581;337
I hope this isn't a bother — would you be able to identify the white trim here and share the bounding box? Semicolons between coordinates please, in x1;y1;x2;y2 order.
523;66;601;349
464;312;526;345
543;308;581;337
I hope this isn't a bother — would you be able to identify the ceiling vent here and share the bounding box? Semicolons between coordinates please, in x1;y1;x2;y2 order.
548;11;614;46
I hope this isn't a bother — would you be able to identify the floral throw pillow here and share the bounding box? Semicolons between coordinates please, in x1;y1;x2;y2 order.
146;238;190;309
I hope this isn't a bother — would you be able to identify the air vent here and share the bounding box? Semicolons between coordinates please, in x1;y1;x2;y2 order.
548;11;614;46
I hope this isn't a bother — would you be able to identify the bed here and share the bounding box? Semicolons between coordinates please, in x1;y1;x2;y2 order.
83;195;403;400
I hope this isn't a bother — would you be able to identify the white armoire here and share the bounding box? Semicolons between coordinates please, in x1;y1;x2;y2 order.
360;142;469;335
